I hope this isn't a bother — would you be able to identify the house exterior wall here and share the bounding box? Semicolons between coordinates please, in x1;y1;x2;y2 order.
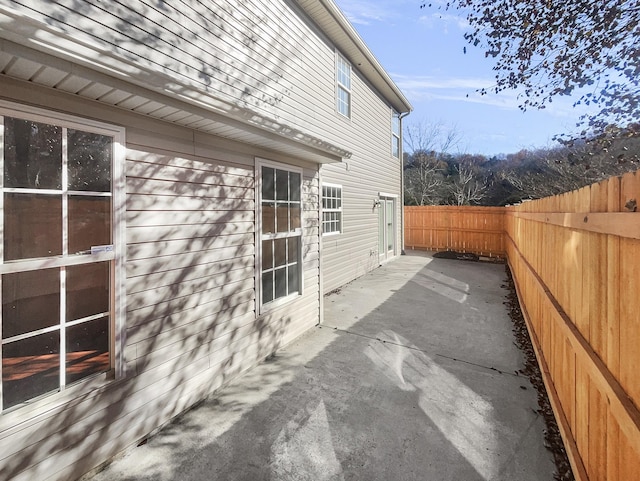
0;1;409;479
0;0;401;151
0;78;321;481
320;74;404;293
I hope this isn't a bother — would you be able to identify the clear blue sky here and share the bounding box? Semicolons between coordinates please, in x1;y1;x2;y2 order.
333;0;595;156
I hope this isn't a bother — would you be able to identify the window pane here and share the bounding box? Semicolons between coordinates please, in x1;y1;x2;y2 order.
276;169;288;201
392;115;400;135
392;137;399;158
262;167;275;200
338;88;350;117
68;196;111;255
276;203;289;232
262;202;275;234
2;331;60;409
4;193;62;260
288;264;299;294
2;268;60;339
275;267;287;299
274;238;286;267
337;57;351;89
66;316;109;384
68;130;112;192
262;240;273;270
287;237;298;263
291;205;301;230
4;117;62;189
262;272;273;304
289;172;300;201
66;262;109;321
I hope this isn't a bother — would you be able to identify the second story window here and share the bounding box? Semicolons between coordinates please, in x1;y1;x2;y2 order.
336;53;351;118
392;112;400;158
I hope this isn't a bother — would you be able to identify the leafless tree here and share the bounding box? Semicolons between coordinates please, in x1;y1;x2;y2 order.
404;121;462;205
496;132;640;201
405;152;445;205
449;164;489;205
404;121;461;155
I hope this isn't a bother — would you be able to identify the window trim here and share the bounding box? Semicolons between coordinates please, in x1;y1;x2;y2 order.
255;158;304;314
0;100;126;414
391;111;401;158
335;52;352;119
321;182;343;237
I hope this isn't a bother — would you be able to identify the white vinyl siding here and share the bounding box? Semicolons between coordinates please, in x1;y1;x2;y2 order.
336;54;352;118
320;73;404;293
0;1;408;164
322;183;342;235
0;101;125;413
0;0;352;143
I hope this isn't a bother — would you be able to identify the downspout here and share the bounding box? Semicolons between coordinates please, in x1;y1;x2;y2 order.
318;166;324;325
398;111;410;255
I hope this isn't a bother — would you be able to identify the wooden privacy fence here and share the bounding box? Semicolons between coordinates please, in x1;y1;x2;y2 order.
404;169;640;481
404;206;506;258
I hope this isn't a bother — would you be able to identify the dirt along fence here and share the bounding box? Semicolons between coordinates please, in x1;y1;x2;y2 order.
404;169;640;481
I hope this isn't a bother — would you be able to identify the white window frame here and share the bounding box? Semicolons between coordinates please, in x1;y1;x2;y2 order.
0;100;126;414
321;183;343;236
255;158;304;314
336;53;352;118
391;112;401;158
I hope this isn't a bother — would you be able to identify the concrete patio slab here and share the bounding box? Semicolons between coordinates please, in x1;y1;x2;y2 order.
85;251;555;481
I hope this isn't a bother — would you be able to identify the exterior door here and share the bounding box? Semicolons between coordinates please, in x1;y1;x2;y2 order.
378;196;396;263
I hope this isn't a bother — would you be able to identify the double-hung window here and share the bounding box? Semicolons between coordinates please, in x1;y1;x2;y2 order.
259;162;302;308
322;184;342;235
336;53;351;118
392;112;401;158
0;102;123;412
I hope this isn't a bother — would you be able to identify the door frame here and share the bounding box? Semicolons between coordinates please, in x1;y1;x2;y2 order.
377;192;398;264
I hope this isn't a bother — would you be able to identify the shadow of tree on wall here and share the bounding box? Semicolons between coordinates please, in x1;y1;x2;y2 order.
3;144;302;481
0;1;320;480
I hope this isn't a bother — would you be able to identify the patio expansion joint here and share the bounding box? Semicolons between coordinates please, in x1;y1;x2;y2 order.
317;323;521;378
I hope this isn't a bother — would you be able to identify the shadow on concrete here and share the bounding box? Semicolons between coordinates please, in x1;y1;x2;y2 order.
86;251;555;481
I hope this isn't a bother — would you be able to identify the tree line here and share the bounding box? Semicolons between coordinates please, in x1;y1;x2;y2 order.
404;122;640;206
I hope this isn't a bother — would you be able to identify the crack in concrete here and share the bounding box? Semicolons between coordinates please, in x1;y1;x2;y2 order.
318;323;521;378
